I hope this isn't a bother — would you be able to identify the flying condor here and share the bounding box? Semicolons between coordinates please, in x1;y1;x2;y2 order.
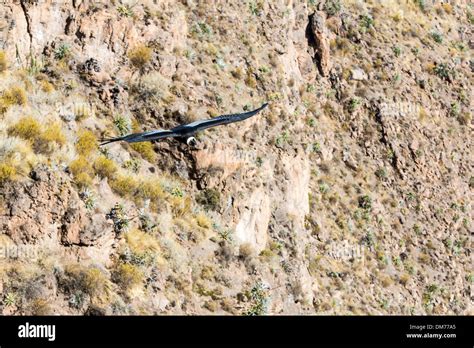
100;103;268;147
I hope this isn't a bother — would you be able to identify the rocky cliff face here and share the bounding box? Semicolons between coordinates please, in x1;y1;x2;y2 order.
0;0;471;315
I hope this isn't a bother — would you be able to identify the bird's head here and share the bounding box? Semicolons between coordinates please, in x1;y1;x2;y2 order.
186;136;198;147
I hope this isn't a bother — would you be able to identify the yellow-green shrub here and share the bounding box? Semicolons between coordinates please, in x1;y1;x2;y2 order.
196;213;211;229
8;116;41;141
9;119;66;154
69;156;93;187
69;156;93;176
83;268;111;296
65;265;112;304
0;51;7;72
0;86;27;113
171;196;192;217
112;263;143;290
138;179;165;200
40;80;54;93
0;163;16;183
128;45;152;70
74;172;93;187
28;298;52;315
110;174;139;196
76;130;98;156
40;122;66;145
124;228;160;255
131;142;156;162
93;156;117;179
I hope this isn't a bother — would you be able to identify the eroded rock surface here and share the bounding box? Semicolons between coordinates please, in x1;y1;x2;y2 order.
0;166;111;246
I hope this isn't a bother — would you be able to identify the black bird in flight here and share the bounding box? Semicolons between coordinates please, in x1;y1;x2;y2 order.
100;103;268;147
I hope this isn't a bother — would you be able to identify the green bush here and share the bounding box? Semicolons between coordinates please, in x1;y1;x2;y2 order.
196;188;221;211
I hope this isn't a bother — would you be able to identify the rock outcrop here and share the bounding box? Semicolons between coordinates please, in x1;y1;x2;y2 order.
0;166;111;246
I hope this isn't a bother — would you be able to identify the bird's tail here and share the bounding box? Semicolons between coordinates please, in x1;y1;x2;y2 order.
259;102;269;111
100;131;159;145
100;135;127;146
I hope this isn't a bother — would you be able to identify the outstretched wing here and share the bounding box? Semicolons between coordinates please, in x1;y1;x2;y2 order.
100;129;178;145
174;103;268;133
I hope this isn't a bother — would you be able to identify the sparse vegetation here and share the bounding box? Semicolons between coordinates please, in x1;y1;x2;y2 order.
113;115;131;136
196;213;211;229
79;188;96;210
414;0;426;12
124;228;160;256
375;167;387;179
69;156;93;177
38;122;66;151
74;105;91;122
347;98;361;113
192;21;212;37
243;282;269;315
249;1;263;16
64;266;112;304
3;292;17;306
433;63;454;81
358;195;372;211
106;203;130;234
54;43;71;60
312;142;321;153
117;5;134;17
359;14;374;31
7;117;64;153
430;31;443;44
392;46;401;57
123;158;141;173
324;0;341;16
275;131;290;147
449;103;460;118
40;80;54;93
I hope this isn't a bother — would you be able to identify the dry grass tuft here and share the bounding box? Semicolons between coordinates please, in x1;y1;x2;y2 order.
0;162;16;183
0;86;27;113
112;263;143;291
0;51;7;73
8;116;41;141
130;142;156;162
69;156;93;187
138;178;165;200
64;265;113;305
124;228;161;255
128;45;152;71
110;175;139;196
93;156;117;179
76;130;98;156
196;213;211;229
